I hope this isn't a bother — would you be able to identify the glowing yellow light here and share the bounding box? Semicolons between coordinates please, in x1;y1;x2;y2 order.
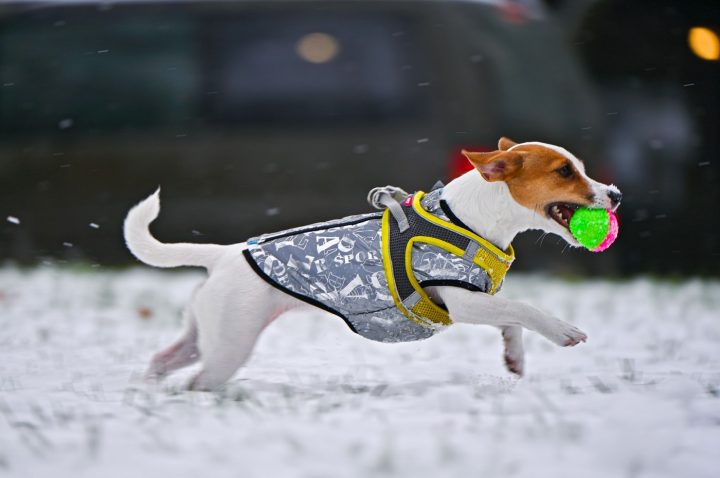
296;33;340;64
688;27;719;61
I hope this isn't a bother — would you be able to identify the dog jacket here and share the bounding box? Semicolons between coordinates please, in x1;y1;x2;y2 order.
243;187;514;343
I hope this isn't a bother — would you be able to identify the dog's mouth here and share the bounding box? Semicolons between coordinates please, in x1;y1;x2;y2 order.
546;203;581;230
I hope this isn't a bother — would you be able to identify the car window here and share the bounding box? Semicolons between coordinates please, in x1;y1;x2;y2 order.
0;10;198;136
202;12;428;124
0;7;428;136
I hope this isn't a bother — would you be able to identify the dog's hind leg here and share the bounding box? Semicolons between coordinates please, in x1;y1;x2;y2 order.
187;298;270;392
187;326;261;392
145;307;200;380
500;326;524;376
145;282;206;380
187;259;296;391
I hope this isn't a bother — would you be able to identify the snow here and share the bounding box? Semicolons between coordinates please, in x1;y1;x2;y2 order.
1;267;719;477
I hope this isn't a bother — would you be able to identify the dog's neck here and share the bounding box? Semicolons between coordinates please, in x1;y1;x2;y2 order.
441;171;541;250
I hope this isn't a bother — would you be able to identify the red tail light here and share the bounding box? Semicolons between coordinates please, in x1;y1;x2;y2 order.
448;145;492;181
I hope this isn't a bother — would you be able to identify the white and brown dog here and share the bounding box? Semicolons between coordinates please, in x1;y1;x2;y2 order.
124;137;621;390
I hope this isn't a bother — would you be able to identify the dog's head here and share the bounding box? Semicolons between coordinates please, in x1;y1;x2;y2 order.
462;137;622;247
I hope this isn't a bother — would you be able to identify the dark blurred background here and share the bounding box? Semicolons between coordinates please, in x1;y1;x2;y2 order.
1;0;718;275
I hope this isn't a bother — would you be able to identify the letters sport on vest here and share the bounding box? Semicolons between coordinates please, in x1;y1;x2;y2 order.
243;188;514;343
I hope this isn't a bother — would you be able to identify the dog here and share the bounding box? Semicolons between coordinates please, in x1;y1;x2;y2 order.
124;137;621;390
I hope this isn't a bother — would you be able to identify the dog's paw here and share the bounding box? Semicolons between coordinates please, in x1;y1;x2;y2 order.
562;327;588;347
504;352;524;376
501;326;525;376
544;319;588;347
143;365;166;383
187;371;227;392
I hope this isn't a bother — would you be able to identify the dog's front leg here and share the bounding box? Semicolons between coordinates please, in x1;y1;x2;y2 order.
435;286;587;348
500;325;525;376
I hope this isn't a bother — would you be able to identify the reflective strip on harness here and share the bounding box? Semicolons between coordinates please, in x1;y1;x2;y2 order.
381;191;515;328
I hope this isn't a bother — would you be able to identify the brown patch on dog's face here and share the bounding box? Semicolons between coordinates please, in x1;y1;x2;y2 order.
463;139;622;247
462;143;596;230
502;144;594;213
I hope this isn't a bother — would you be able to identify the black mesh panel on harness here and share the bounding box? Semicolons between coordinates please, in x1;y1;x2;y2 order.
378;190;515;327
389;203;473;299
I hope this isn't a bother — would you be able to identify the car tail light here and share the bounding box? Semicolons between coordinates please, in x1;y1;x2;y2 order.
448;145;493;181
498;2;530;25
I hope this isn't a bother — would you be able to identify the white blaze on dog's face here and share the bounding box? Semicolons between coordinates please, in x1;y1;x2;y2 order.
462;137;622;247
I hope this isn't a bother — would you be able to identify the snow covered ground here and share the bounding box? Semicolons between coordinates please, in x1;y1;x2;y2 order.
1;266;719;478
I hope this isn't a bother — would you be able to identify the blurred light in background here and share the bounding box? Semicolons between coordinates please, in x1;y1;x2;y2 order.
296;32;340;64
688;26;719;61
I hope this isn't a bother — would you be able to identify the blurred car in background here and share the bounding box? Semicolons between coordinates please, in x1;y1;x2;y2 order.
1;0;602;267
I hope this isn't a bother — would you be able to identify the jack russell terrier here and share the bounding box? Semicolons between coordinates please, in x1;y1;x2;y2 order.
124;137;621;390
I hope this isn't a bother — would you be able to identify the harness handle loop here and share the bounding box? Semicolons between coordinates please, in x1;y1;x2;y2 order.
367;186;411;233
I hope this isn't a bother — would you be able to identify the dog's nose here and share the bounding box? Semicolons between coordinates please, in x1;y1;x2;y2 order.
607;190;622;206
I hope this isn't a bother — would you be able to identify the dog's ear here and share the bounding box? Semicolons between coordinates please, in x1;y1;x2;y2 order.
498;137;518;151
461;149;524;182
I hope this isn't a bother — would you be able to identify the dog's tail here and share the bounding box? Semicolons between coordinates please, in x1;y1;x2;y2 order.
123;189;225;270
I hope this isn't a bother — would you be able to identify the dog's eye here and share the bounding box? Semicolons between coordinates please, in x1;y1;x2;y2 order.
556;164;573;178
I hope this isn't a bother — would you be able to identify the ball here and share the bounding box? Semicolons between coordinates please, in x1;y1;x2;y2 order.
569;207;619;252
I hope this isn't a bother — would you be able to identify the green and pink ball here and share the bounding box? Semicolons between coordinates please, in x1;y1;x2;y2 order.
569;208;619;252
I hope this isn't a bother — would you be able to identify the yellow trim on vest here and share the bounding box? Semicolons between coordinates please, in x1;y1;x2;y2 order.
380;209;420;325
412;192;514;295
381;191;516;328
405;236;456;326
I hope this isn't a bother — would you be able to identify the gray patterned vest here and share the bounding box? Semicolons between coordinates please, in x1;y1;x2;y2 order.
243;189;509;343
